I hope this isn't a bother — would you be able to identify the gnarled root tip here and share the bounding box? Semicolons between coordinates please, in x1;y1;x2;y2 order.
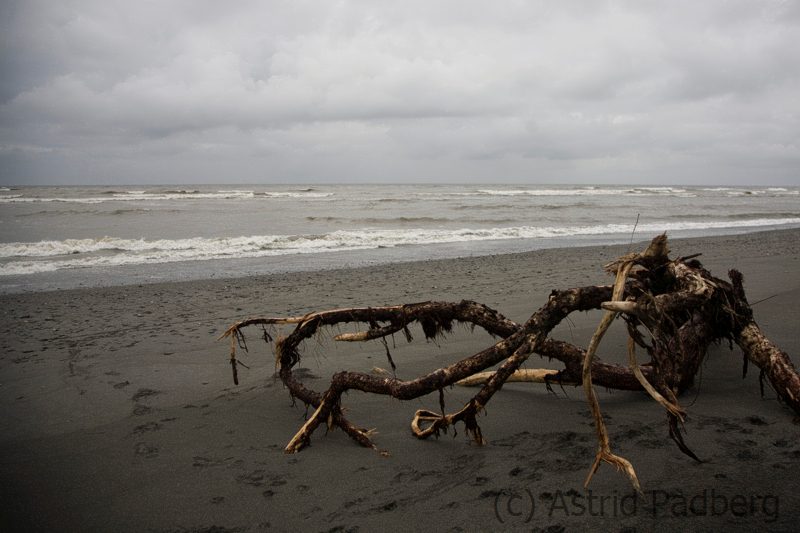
284;398;381;454
284;398;331;453
284;432;310;454
585;450;642;494
412;409;457;440
411;403;485;445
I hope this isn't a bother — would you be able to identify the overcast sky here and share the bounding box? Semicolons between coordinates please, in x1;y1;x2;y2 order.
1;0;798;185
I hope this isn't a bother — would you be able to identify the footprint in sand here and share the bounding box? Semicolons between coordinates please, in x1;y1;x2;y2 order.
131;388;161;402
132;422;162;435
131;388;161;415
133;442;159;458
132;405;153;416
193;456;225;468
236;470;267;487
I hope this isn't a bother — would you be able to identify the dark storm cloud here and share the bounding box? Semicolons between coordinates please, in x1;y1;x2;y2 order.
1;0;798;184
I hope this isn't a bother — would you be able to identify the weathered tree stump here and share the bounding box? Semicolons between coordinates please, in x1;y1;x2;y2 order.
220;234;800;491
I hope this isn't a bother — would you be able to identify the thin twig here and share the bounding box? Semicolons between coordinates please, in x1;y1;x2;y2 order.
627;213;640;253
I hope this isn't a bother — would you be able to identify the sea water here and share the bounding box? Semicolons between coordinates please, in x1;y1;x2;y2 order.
0;184;798;292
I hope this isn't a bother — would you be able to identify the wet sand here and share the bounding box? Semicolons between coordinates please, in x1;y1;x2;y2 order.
1;229;799;532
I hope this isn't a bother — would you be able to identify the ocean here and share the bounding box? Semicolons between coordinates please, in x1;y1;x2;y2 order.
1;184;798;293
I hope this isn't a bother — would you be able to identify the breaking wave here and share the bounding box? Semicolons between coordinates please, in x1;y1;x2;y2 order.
0;189;333;203
3;217;799;276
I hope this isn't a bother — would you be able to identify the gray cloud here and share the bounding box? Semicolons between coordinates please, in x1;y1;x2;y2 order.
1;0;799;184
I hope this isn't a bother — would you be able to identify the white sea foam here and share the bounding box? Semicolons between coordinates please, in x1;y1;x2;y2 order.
254;191;333;198
0;190;333;203
2;183;798;284
474;187;696;197
476;188;620;197
3;217;799;276
0;196;107;204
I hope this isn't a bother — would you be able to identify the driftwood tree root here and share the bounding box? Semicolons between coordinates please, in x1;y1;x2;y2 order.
220;234;800;491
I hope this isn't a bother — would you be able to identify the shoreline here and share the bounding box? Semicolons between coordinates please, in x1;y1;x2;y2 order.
2;226;799;296
2;228;799;531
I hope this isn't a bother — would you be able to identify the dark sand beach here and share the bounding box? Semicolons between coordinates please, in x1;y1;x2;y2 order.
2;229;799;532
